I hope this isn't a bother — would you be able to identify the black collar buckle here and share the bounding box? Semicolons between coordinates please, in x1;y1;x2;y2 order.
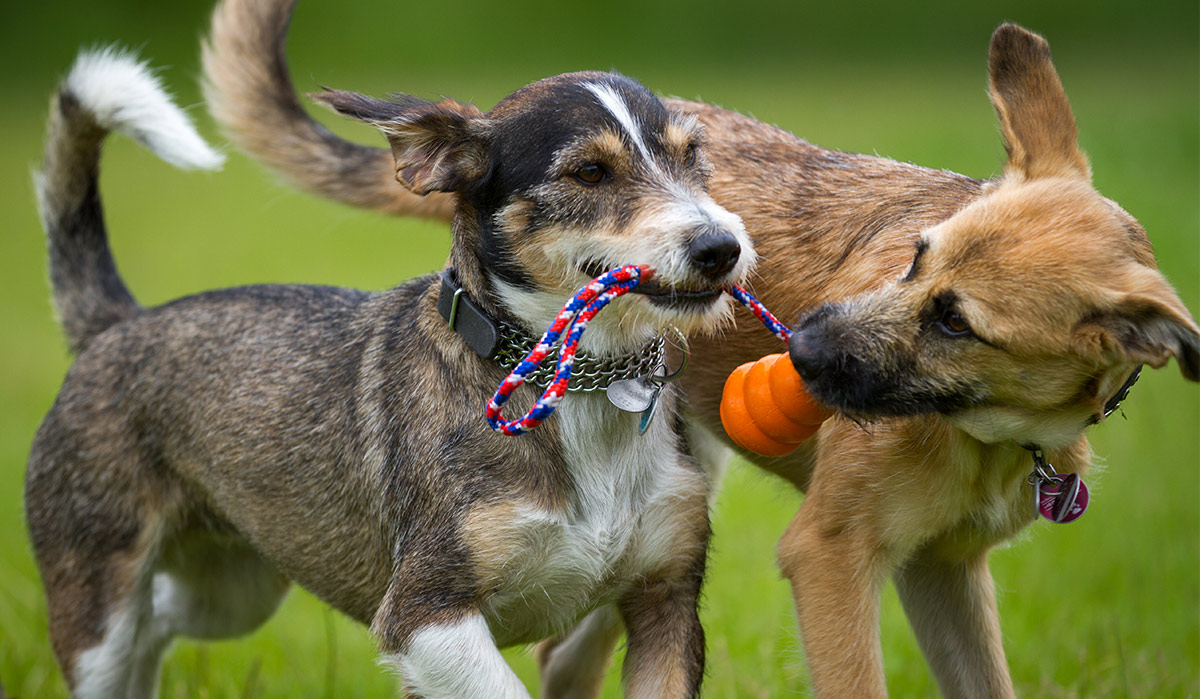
438;271;501;359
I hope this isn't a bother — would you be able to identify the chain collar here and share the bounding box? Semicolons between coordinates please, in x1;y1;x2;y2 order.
438;269;670;392
493;320;667;392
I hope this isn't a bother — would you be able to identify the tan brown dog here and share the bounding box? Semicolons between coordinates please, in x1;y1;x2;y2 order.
205;2;1199;695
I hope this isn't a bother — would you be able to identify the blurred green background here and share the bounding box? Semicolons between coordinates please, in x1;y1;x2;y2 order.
1;0;1196;696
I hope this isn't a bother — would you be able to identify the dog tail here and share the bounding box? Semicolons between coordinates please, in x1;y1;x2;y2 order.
202;0;454;221
36;48;224;353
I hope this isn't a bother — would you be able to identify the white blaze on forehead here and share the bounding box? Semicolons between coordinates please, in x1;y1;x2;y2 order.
581;81;661;175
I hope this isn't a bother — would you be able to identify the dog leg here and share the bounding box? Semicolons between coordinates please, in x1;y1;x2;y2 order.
379;612;528;699
372;561;529;698
149;530;290;642
535;606;623;699
618;574;706;698
777;503;892;698
32;519;168;699
129;526;291;691
71;590;162;699
893;547;1016;699
27;420;176;697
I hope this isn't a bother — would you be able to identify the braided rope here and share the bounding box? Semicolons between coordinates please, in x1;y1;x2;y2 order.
486;273;791;436
726;284;792;342
486;265;649;435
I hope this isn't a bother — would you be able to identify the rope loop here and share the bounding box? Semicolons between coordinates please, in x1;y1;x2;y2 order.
486;265;650;435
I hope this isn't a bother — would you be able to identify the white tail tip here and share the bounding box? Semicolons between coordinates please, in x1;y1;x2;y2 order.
66;47;225;171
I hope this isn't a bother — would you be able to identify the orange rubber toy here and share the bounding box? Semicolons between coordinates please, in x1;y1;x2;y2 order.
719;353;831;457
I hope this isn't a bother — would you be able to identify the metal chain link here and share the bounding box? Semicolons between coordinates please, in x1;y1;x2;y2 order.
493;320;667;392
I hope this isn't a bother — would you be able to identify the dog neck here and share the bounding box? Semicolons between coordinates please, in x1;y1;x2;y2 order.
440;216;669;387
447;208;511;325
945;364;1141;495
445;205;664;358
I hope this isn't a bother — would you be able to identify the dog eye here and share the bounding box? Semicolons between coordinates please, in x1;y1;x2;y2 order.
573;163;609;186
685;144;698;166
938;308;972;337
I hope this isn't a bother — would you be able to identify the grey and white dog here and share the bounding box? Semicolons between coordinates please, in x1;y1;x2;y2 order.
27;48;754;697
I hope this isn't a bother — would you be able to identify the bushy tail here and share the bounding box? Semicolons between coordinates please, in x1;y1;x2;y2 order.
36;48;224;353
202;0;454;220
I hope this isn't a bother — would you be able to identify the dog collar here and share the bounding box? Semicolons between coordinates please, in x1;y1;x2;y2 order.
1022;364;1142;524
1093;365;1142;425
438;270;668;392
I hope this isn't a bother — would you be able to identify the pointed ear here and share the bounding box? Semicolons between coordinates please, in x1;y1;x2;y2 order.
312;89;487;195
988;23;1090;181
1075;289;1200;382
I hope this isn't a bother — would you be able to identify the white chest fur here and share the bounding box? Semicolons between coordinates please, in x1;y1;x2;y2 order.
468;391;708;647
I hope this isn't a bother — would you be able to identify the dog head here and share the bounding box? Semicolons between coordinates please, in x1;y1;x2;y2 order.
315;72;753;350
787;24;1199;448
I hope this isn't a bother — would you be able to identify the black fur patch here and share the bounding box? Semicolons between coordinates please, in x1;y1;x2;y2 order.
483;74;671;197
463;74;676;292
902;238;929;283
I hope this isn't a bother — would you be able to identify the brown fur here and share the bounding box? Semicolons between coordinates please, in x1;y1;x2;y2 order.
202;0;455;218
618;575;706;698
674;27;1196;697
201;6;1199;697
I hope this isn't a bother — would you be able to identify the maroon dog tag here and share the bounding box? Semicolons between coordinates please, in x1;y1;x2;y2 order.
1037;473;1089;523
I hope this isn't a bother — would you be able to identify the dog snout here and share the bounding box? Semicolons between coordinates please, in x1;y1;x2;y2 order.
789;306;835;381
788;325;827;382
797;304;833;331
687;228;741;280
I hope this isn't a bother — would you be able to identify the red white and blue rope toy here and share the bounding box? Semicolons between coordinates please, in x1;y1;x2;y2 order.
486;265;646;435
725;283;793;343
486;265;790;435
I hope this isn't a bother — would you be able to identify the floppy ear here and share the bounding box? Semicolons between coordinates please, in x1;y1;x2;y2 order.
312;89;487;195
1075;287;1200;382
988;23;1090;182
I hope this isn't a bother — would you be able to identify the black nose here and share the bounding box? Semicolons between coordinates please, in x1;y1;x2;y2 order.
687;230;741;279
788;306;834;381
788;326;823;381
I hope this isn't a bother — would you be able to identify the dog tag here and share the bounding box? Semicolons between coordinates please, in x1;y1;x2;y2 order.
1037;473;1089;523
639;393;659;435
607;376;660;413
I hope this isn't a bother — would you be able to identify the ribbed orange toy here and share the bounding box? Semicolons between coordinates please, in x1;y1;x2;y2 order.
719;353;831;456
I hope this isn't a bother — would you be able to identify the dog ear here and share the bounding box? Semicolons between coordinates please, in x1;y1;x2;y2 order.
988;23;1090;182
1075;287;1200;382
312;89;487;195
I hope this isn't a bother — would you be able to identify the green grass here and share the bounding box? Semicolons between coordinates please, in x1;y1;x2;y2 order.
1;10;1197;697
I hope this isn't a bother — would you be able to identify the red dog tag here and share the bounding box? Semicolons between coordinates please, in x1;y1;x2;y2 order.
1037;473;1089;523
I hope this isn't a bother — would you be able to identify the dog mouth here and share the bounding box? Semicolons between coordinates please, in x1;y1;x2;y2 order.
798;362;990;421
578;261;725;311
